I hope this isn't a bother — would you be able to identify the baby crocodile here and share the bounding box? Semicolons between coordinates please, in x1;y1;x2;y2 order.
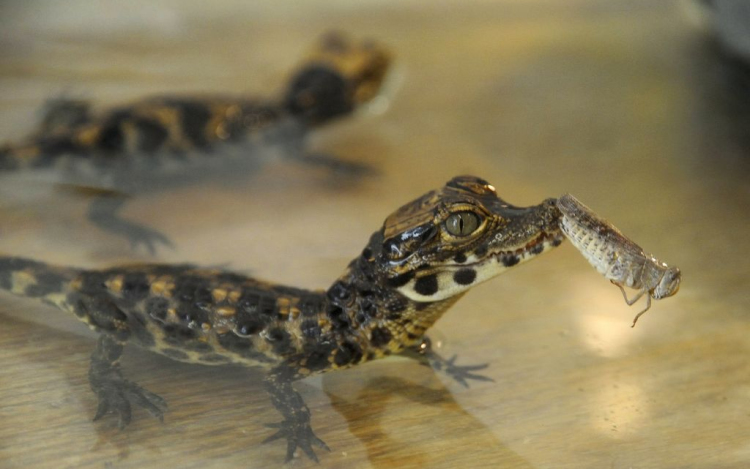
0;32;391;253
0;175;563;462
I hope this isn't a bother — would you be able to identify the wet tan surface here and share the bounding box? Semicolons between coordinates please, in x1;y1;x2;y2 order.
1;1;750;468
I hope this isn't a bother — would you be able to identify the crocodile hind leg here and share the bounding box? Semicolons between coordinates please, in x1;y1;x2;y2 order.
83;295;167;429
87;193;174;255
89;334;168;429
262;363;330;462
302;152;376;178
275;124;375;178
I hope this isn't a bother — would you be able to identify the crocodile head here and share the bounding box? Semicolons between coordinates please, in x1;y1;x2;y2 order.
284;32;391;125
371;175;564;303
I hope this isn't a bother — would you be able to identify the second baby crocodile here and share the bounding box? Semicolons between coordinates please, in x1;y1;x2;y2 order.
0;32;391;253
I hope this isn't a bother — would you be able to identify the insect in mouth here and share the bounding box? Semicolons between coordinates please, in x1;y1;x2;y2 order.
557;194;681;327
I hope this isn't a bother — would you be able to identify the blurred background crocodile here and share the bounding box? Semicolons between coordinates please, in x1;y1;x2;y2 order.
0;32;392;253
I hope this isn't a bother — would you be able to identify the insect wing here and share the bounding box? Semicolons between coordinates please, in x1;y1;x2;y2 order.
557;194;646;257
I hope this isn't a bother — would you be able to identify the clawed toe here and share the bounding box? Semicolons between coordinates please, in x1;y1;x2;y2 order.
263;419;330;462
126;227;175;255
91;379;167;428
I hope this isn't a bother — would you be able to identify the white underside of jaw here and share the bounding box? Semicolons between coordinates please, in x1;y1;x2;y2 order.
397;232;563;302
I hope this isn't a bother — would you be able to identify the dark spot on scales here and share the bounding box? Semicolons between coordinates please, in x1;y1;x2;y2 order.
327;281;351;303
474;245;488;258
530;243;545;255
133;118;169;153
300;296;324;317
237;290;278;318
175;281;212;305
78;271;109;294
303;345;334;371
385;296;407;314
453;253;467;263
234;315;267;337
360;298;378;318
552;237;563;247
361;247;373;259
66;293;87;318
181;308;209;324
386;271;414;288
97;112;128;153
77;298;125;333
327;304;350;330
266;328;294;356
502;255;520;267
414;275;439;296
169;100;213;148
334;340;363;367
370;327;392;348
24;270;66;298
453;268;477;285
121;273;150;301
301;319;321;339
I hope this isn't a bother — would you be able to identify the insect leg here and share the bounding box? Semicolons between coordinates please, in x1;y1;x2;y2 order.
614;282;647;306
631;294;652;328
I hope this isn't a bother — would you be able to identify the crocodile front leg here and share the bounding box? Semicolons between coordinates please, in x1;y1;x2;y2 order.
87;194;174;255
262;364;330;463
401;336;494;388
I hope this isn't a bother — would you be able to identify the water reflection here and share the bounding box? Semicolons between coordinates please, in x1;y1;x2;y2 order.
324;367;535;468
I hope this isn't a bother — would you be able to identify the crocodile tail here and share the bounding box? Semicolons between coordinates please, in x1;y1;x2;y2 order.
0;132;84;171
0;143;51;171
0;256;82;308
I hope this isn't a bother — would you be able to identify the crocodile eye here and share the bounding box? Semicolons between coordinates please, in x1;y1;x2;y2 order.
445;212;481;236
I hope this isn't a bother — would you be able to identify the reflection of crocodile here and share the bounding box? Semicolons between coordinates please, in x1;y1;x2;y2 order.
0;32;391;252
0;176;564;462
